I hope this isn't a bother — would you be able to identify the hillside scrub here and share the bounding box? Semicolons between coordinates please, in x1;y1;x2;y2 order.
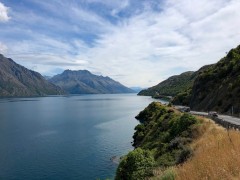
151;116;240;179
115;148;155;180
173;45;240;115
116;102;201;179
138;71;195;97
188;45;240;114
116;102;240;179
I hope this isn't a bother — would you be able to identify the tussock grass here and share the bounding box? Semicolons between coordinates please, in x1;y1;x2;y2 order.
151;117;240;180
176;118;240;180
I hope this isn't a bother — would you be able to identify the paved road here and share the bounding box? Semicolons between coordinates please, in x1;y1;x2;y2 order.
191;111;240;125
174;106;240;126
218;115;240;126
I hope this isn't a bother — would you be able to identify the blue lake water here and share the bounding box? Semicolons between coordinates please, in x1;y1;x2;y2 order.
0;94;156;180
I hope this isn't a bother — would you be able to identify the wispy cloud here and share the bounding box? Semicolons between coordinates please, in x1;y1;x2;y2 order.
0;2;10;22
0;0;240;87
0;42;7;53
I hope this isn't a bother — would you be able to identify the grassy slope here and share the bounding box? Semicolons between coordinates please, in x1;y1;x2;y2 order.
116;102;240;179
151;116;240;180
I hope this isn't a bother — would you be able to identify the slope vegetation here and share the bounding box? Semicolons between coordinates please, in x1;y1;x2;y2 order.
116;102;201;179
116;102;240;179
138;71;195;98
173;45;240;115
152;117;240;180
189;45;240;114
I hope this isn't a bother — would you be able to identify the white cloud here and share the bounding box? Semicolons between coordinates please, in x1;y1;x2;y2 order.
77;0;240;87
3;33;91;76
0;42;7;54
110;0;129;17
0;2;10;22
23;0;114;33
2;0;240;87
164;0;229;21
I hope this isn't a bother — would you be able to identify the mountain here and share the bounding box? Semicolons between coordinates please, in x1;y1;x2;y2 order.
0;54;64;97
138;71;195;98
138;45;240;115
43;75;52;80
173;45;240;115
49;70;135;94
190;45;240;113
130;87;144;93
172;65;213;106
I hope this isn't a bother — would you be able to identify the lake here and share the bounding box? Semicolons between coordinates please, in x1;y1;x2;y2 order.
0;94;156;179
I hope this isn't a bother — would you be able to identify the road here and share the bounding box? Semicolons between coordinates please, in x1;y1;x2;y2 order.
174;106;240;126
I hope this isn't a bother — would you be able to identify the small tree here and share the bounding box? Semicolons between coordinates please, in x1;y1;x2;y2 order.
116;148;155;180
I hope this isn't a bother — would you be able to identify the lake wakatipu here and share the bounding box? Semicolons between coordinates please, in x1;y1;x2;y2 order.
0;94;161;179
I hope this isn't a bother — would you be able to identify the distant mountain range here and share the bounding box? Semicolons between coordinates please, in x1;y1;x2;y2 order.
49;70;135;94
0;54;134;97
0;54;63;97
130;87;144;93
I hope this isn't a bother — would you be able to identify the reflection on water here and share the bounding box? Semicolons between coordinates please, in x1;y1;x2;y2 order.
35;130;58;137
0;98;40;103
75;98;121;101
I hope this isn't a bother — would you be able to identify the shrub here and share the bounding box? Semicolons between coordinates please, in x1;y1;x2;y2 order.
160;168;176;180
176;146;193;164
169;113;197;138
115;148;155;180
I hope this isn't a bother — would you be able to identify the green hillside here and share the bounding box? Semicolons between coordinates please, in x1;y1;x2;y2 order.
172;65;213;106
173;45;240;115
116;102;200;180
138;71;195;98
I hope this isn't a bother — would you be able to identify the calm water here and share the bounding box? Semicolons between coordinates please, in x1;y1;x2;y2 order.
0;94;155;180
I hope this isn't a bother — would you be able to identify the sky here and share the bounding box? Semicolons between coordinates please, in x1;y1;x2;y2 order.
0;0;240;87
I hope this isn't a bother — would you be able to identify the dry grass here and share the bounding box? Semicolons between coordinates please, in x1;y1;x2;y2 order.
151;116;240;180
176;117;240;180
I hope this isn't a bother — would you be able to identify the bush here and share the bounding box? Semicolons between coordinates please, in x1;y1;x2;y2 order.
170;113;197;138
115;148;155;180
160;168;176;180
176;146;193;164
120;103;200;179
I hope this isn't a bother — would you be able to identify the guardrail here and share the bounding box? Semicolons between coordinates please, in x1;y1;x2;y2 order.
190;112;240;131
212;117;240;131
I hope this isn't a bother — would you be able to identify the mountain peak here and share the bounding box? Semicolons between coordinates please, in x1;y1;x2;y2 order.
63;69;92;76
50;70;134;94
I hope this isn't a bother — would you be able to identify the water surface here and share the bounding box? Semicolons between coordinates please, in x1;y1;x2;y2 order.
0;94;155;179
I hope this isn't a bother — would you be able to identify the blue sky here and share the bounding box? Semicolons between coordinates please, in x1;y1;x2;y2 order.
0;0;240;87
